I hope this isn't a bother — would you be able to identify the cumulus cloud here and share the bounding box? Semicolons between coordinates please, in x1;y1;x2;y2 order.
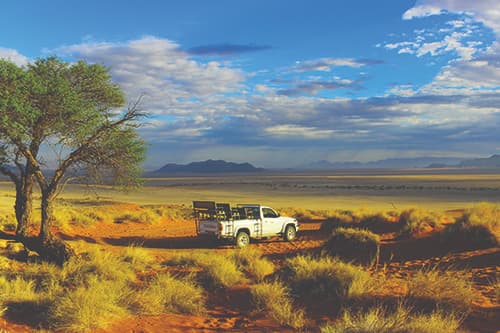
0;47;29;66
56;36;245;115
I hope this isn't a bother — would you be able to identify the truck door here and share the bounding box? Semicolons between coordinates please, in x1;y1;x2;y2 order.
262;207;282;235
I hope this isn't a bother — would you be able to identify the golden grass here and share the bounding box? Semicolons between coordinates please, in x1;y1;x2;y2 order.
321;227;380;265
131;273;205;315
321;306;462;333
398;208;444;236
251;281;306;329
49;277;130;332
230;247;274;282
284;255;377;302
167;252;245;288
406;267;474;313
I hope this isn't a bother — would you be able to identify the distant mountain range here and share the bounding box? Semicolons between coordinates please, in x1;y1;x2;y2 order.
458;154;500;168
151;159;265;174
298;157;466;170
298;155;500;170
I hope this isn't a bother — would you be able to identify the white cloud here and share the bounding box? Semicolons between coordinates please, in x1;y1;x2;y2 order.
293;57;371;72
56;36;245;116
0;48;29;66
403;5;445;20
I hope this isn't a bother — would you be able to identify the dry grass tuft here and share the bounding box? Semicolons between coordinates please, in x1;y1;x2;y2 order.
321;305;462;333
406;267;474;313
131;273;205;315
251;281;306;329
284;255;376;303
397;208;444;237
321;227;380;265
442;202;500;249
231;247;274;281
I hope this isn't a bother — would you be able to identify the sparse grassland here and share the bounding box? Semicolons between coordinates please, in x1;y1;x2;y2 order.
0;171;497;332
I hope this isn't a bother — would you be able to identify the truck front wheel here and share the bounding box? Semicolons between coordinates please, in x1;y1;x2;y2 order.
236;231;250;248
284;225;297;241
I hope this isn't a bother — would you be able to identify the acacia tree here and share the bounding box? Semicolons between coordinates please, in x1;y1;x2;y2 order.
0;57;146;264
0;60;38;238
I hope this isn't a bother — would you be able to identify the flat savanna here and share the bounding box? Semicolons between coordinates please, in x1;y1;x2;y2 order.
0;169;498;332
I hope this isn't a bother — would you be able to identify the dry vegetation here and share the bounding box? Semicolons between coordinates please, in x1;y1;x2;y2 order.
0;175;498;332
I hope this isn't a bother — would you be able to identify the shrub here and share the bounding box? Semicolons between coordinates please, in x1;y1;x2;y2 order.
406;267;474;313
398;208;443;237
285;255;376;303
49;277;130;332
231;247;274;281
321;227;380;265
131;273;205;315
251;281;306;329
441;203;499;249
321;306;461;333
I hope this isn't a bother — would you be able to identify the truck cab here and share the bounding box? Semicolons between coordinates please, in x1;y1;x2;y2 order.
193;201;299;247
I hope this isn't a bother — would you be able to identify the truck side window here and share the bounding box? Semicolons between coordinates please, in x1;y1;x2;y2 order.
263;208;278;218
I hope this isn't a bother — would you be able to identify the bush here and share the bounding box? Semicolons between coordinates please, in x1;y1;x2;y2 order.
251;281;306;329
406;267;474;313
441;203;499;249
49;277;130;332
321;227;380;265
231;247;274;282
132;273;205;315
284;255;376;303
398;208;443;237
321;306;461;333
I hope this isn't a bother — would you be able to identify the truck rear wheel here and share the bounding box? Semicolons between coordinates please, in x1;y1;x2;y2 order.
284;225;296;241
236;231;250;248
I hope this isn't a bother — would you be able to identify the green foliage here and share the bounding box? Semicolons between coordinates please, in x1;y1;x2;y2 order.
251;281;306;329
321;306;461;333
131;273;205;315
230;247;274;281
284;255;376;302
442;202;499;249
321;227;380;265
407;267;474;313
398;208;443;237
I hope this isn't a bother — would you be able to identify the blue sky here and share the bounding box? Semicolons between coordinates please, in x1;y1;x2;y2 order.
1;0;499;168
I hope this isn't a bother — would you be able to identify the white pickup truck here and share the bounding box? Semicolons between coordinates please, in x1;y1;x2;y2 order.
193;201;299;247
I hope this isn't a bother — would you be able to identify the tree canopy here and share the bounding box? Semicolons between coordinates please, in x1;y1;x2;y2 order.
0;57;146;263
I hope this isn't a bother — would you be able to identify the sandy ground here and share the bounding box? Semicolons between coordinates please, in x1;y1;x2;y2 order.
1;210;499;332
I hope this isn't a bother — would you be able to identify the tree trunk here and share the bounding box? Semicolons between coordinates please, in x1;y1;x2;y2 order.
33;190;75;265
39;191;55;242
14;174;34;239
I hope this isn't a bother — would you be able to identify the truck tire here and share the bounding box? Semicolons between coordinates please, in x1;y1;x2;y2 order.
284;225;296;241
236;231;250;248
